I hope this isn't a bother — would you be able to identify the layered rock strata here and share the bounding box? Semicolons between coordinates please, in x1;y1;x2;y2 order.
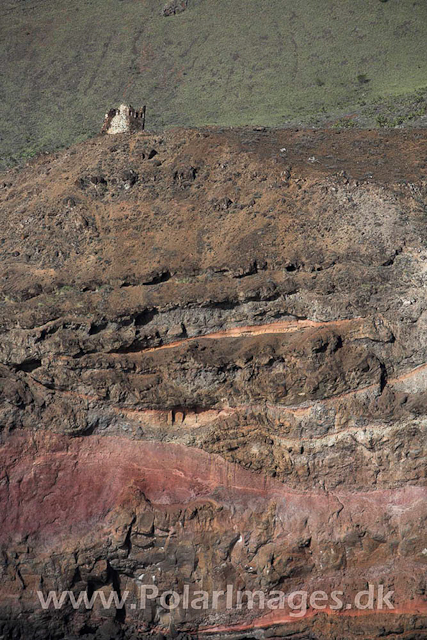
0;128;426;639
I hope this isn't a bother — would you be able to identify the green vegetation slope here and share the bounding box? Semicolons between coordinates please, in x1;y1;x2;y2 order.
1;0;427;166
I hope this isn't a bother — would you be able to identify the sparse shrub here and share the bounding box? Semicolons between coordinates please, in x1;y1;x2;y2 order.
332;117;357;129
357;74;370;85
376;114;389;127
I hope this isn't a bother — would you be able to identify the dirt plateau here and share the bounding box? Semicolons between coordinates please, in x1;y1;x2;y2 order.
0;127;426;640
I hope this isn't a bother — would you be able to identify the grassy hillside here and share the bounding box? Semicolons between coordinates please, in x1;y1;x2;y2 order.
1;0;427;166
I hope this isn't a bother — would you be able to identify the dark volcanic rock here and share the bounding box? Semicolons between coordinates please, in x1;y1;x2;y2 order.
162;0;189;17
0;128;426;639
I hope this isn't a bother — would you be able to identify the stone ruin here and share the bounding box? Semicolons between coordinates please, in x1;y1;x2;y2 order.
101;104;146;135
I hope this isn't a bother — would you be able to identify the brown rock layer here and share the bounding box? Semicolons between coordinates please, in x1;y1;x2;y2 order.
0;128;426;639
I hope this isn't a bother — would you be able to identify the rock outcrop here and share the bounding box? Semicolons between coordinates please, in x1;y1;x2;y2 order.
162;0;189;17
0;127;426;639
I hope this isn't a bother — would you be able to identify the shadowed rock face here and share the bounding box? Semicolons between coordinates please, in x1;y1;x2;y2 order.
0;128;426;639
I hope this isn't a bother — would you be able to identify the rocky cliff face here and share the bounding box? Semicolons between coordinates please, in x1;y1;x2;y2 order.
0;128;426;639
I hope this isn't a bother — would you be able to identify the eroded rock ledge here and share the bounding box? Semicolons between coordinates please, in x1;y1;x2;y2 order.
0;128;426;639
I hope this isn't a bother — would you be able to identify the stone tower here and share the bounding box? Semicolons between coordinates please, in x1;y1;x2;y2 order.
101;104;146;134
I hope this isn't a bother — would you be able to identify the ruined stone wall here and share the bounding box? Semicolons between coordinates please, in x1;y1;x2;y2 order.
102;104;146;135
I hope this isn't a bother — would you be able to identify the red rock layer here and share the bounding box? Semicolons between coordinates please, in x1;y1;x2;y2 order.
1;128;426;639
